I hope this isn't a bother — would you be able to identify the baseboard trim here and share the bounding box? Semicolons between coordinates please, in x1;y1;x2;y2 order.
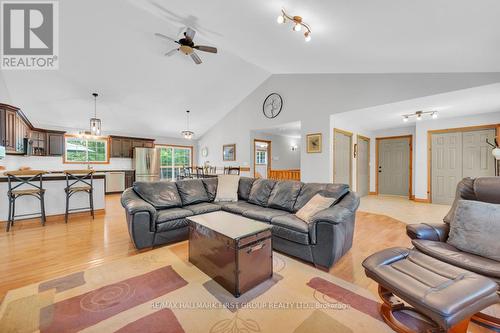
1;209;105;224
414;198;431;203
369;191;377;195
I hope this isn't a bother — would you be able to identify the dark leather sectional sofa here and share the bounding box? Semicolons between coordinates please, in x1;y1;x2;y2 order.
121;177;360;268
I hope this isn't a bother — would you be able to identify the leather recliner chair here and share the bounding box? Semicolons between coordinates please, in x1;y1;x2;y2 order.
406;176;500;328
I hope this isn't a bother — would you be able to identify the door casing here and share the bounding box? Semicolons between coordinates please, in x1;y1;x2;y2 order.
253;139;272;178
356;135;371;196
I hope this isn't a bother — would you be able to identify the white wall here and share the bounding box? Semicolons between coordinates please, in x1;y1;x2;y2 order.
414;111;500;199
198;73;500;182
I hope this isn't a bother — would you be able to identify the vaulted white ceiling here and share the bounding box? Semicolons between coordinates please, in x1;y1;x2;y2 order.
1;0;500;138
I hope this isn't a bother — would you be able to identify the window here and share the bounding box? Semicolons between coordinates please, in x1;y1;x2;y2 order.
158;145;192;180
256;150;267;165
64;136;109;163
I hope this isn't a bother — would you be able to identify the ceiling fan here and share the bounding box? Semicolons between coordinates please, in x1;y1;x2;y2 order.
154;27;218;64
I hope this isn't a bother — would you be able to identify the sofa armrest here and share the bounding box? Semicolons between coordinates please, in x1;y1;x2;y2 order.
406;223;449;242
311;192;360;225
121;188;157;222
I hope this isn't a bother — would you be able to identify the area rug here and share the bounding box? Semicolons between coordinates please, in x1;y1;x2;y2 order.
0;245;393;333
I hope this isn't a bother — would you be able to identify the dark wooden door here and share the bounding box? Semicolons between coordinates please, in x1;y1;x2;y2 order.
111;138;122;157
47;133;64;156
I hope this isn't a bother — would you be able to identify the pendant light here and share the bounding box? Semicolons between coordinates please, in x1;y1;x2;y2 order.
90;93;102;136
181;110;194;140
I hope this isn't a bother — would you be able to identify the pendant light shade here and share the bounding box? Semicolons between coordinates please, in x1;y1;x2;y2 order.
181;110;194;140
90;93;102;136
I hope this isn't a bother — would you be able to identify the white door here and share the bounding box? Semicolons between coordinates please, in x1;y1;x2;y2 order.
378;137;410;196
334;130;352;186
357;136;370;197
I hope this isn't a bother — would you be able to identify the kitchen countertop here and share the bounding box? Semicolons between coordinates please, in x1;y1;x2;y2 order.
0;172;106;182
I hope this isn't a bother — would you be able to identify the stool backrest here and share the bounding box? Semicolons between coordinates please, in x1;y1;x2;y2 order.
64;170;94;189
4;170;47;192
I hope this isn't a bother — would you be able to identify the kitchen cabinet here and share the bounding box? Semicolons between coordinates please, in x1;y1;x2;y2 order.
5;109;16;152
125;170;135;188
15;114;29;153
30;130;47;156
110;136;154;158
47;132;64;156
0;109;5;148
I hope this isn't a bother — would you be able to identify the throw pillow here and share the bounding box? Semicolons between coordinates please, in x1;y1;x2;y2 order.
295;194;337;224
447;200;500;262
214;175;240;202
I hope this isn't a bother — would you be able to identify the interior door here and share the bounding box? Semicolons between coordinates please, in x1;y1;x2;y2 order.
356;136;370;197
378;137;410;196
334;130;352;186
431;132;463;205
462;129;496;178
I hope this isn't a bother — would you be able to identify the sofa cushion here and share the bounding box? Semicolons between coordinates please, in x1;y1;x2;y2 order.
156;208;193;224
271;214;309;233
156;219;190;232
242;207;288;222
214;175;240;202
184;202;221;215
133;181;182;209
176;179;209;206
447;200;500;262
293;183;349;212
267;181;303;212
248;179;276;207
201;178;218;202
295;194;337;223
272;225;309;245
221;201;260;215
412;239;500;279
238;177;255;201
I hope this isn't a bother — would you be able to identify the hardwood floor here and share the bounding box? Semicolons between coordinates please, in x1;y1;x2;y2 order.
0;194;494;332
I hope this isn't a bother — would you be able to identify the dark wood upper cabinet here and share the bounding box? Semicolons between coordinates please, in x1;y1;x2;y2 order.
5;109;17;152
47;132;64;156
122;139;132;158
111;137;123;158
110;136;154;158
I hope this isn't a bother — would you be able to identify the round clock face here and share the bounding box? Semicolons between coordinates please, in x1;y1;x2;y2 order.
263;93;283;119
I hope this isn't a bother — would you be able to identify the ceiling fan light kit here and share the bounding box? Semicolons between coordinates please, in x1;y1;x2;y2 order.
154;28;218;65
277;8;312;42
402;110;438;122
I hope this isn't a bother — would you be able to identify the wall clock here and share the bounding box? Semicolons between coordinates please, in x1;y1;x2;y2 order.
201;147;208;157
262;93;283;119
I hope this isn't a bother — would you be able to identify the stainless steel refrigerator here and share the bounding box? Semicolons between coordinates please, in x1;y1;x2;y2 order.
133;147;160;182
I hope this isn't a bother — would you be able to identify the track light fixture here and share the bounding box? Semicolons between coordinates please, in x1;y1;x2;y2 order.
276;8;312;42
402;110;438;122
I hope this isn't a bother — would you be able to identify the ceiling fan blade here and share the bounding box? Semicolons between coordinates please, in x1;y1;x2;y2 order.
190;52;202;65
185;27;196;40
165;48;178;56
194;45;217;54
154;33;177;43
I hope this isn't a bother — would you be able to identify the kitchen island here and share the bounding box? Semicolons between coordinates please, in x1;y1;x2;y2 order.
0;173;105;222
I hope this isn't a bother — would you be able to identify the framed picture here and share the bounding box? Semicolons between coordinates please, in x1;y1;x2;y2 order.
223;144;236;161
306;133;322;153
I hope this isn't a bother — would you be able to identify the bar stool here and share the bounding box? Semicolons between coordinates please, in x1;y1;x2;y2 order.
64;170;95;223
4;170;47;232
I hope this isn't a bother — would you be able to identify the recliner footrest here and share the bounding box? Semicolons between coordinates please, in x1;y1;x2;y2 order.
362;247;499;332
